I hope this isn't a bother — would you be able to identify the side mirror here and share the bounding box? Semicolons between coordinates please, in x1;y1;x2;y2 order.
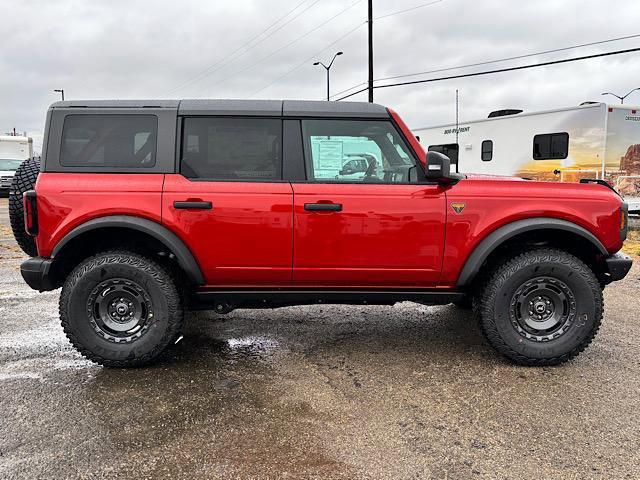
425;151;461;184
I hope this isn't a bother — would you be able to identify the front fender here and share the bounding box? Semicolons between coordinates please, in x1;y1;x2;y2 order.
456;217;607;287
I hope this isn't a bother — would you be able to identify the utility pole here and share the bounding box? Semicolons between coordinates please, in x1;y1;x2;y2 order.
368;0;374;103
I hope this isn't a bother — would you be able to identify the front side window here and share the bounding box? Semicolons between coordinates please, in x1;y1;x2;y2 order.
428;143;459;165
481;140;493;161
60;115;157;167
302;120;417;183
180;117;281;180
533;132;569;160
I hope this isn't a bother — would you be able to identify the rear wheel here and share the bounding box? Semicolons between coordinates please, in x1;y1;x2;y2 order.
478;248;603;366
60;251;183;367
9;157;40;257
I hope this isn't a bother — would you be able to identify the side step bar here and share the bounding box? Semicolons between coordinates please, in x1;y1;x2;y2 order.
190;289;464;313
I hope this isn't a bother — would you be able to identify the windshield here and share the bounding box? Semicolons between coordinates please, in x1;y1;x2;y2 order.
0;159;23;171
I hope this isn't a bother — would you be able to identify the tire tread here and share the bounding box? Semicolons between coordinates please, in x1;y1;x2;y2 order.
477;247;603;366
59;250;183;368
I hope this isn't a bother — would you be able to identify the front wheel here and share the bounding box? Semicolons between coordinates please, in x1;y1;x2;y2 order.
60;251;183;367
477;248;603;366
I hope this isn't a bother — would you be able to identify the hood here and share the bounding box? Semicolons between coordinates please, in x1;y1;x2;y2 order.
462;173;526;181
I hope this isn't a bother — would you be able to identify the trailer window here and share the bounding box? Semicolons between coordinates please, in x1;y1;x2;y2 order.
481;140;493;161
428;144;458;165
533;132;569;160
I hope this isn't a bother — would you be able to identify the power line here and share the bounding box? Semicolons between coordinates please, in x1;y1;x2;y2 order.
376;32;640;82
249;22;366;98
161;0;317;97
374;0;444;20
324;81;368;100
335;46;640;101
330;33;640;100
194;0;362;97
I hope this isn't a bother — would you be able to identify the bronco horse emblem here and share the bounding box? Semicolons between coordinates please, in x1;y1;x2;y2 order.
451;202;466;214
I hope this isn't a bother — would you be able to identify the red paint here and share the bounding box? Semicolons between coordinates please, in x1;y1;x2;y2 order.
440;179;624;285
388;108;426;167
291;182;447;286
34;173;164;257
162;174;293;285
31;109;626;290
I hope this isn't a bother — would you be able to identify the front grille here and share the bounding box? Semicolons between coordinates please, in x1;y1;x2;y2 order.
0;176;13;188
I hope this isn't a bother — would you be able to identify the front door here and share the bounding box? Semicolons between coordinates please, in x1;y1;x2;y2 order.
162;116;293;286
292;118;447;287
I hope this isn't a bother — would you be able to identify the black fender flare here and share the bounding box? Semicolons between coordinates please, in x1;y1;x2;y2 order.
456;217;608;288
52;215;205;285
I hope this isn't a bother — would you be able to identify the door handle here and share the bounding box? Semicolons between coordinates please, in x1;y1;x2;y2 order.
173;201;213;210
304;203;343;212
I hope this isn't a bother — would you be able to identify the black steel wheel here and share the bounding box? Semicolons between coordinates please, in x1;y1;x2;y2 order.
60;251;183;367
509;276;576;342
478;248;603;366
87;278;155;343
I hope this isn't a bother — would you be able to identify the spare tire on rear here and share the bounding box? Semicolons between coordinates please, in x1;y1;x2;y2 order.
9;157;41;257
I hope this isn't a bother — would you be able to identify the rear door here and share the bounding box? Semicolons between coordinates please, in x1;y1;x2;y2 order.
162;116;293;286
292;118;447;287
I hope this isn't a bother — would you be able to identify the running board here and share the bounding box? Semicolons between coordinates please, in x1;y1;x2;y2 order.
190;289;464;313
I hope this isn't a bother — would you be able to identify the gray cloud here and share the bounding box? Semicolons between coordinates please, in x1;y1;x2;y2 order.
2;0;640;152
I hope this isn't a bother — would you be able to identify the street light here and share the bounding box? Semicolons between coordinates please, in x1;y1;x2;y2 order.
313;51;343;101
602;87;640;104
54;89;65;101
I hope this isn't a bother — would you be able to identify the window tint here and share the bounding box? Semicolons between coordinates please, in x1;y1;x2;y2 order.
302;119;417;183
533;132;569;160
428;144;459;165
181;117;281;180
60;115;157;168
481;140;493;161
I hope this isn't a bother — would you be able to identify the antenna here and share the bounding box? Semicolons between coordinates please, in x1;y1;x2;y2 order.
455;89;459;146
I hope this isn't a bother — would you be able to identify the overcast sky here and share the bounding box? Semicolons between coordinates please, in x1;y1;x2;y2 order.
2;0;640;152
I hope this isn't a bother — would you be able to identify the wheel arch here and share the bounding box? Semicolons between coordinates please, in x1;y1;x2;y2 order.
456;217;608;288
52;215;205;286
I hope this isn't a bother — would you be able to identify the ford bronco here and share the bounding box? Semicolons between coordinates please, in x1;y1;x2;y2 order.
10;99;632;367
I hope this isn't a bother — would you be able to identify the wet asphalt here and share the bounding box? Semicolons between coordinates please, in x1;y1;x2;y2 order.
0;198;639;479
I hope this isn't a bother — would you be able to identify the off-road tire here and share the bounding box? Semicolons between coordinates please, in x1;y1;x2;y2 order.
478;248;603;366
60;251;183;367
9;157;41;257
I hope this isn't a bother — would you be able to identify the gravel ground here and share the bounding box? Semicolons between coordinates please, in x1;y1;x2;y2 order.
0;198;639;479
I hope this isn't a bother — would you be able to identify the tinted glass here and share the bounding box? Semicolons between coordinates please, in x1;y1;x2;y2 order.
302;120;417;183
60;115;157;167
428;144;459;165
181;117;281;180
533;132;569;160
481;140;493;161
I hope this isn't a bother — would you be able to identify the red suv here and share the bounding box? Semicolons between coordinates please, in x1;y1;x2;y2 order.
10;99;631;367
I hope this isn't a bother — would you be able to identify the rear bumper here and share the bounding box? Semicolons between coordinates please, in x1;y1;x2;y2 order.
604;252;633;282
20;257;56;291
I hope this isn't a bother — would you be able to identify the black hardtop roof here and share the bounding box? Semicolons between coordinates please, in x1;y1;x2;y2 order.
50;99;389;118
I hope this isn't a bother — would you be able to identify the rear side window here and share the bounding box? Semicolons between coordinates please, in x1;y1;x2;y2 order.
180;117;282;180
60;115;157;167
533;132;569;160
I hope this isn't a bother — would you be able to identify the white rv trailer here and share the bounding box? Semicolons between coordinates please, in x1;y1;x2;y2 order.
0;135;33;193
413;103;640;212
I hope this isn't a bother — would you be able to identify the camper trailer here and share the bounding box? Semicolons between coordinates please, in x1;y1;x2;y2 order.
0;135;33;194
414;103;640;212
